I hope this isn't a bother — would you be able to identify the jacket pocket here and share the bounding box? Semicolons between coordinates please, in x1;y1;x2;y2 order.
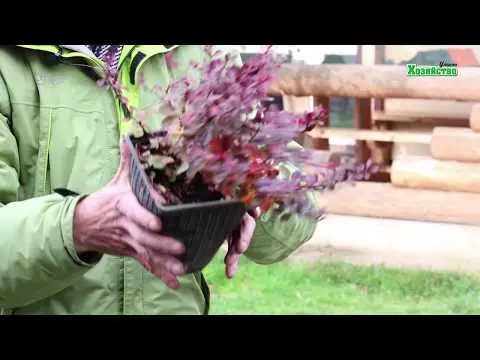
34;106;54;196
43;107;119;195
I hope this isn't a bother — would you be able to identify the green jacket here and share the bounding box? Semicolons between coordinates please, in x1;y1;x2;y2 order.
0;45;317;315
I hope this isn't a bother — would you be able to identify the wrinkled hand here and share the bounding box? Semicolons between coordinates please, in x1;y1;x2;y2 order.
73;137;186;289
224;207;261;279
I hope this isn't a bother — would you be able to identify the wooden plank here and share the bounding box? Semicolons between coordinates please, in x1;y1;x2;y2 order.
322;182;480;225
391;155;480;193
373;111;469;123
377;118;469;128
307;128;432;144
431;127;480;162
268;64;480;101
470;103;480;132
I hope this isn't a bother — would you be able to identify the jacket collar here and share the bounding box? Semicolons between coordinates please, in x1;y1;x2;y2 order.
59;45;97;59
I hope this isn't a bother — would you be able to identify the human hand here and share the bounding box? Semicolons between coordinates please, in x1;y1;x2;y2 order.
224;207;262;279
73;137;186;289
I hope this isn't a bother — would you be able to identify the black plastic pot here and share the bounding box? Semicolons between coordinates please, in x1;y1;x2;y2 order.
126;137;246;273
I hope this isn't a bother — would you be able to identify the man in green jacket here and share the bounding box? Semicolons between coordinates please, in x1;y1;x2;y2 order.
0;45;317;315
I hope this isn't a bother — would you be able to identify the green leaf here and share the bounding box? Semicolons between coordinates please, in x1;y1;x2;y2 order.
131;123;144;138
148;155;175;169
176;155;190;175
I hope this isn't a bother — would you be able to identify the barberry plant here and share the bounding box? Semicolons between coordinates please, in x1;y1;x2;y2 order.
99;46;377;221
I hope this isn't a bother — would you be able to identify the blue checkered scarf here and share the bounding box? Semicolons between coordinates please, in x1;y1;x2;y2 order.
87;45;123;69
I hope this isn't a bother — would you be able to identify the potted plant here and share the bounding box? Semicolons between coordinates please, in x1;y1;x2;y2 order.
100;46;376;273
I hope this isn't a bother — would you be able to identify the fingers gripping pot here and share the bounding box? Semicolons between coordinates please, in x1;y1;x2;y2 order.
126;137;246;273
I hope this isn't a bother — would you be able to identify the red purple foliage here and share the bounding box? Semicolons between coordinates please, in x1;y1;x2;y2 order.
100;46;377;221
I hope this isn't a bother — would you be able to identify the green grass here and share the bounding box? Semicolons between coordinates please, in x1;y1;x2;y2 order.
203;255;480;314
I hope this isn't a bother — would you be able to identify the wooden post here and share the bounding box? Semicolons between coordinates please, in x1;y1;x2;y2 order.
354;46;374;167
371;46;392;182
314;96;330;150
282;95;314;147
373;45;386;113
304;96;330;150
354;98;372;164
354;45;370;163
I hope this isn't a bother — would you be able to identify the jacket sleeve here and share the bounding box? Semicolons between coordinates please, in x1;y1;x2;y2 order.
0;83;101;310
245;142;318;264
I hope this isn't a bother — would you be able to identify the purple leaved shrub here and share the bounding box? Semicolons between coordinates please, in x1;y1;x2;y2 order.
99;46;377;221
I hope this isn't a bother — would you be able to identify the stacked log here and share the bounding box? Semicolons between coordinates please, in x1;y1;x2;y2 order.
264;63;480;224
391;105;480;195
391;155;480;193
430;127;480;162
372;102;480;224
323;182;480;226
470;104;480;132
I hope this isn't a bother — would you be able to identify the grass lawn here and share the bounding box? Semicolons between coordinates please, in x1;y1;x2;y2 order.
203;254;480;315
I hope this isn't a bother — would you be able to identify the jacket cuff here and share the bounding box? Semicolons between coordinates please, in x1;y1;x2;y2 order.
60;194;103;267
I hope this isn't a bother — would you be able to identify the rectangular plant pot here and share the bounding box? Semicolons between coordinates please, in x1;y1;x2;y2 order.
126;136;246;273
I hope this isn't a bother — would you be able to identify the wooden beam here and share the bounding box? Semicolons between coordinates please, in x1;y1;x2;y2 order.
376;118;469;129
391;155;480;193
322;182;480;225
268;64;480;101
307;128;432;144
431;127;480;162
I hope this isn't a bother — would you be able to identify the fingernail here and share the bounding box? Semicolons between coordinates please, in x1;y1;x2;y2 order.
168;281;179;289
230;264;238;277
173;263;184;274
150;219;161;231
174;243;185;254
